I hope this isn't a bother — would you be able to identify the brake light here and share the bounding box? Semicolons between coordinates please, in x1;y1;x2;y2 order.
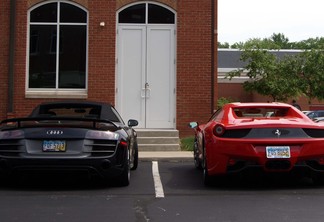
0;130;24;139
319;157;324;165
119;140;128;148
213;124;225;136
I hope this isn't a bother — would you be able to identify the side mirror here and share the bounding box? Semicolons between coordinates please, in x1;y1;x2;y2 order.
128;119;138;127
188;122;198;128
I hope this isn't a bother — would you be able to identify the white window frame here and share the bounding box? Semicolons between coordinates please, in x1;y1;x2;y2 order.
26;0;89;99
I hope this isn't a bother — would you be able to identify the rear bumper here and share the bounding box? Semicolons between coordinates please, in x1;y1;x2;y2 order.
225;159;324;176
206;138;324;176
0;155;127;179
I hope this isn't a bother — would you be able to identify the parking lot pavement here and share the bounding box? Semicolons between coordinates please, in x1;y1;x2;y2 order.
139;151;193;161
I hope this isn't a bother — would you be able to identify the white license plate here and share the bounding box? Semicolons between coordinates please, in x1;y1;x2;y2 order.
266;146;290;158
42;140;66;152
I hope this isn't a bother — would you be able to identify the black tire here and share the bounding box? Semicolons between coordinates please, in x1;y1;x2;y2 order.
202;147;212;186
131;141;138;170
115;150;130;186
194;139;202;169
312;173;324;186
203;161;212;186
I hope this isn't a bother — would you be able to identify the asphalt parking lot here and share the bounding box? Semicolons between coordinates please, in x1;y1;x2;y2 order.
2;157;324;222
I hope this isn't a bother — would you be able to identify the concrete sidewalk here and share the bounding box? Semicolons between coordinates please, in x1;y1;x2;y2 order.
139;151;193;160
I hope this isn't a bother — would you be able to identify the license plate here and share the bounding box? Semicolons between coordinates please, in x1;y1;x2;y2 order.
42;140;66;152
266;146;290;158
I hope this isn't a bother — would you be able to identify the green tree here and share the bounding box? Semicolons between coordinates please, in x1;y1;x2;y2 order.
220;34;324;103
218;42;230;48
270;33;291;49
240;38;280;50
230;41;244;49
291;37;324;50
219;33;324;50
226;49;301;101
217;97;237;109
297;50;324;103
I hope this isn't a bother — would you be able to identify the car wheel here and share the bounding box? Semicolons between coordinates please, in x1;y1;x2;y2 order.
202;147;212;186
203;161;212;186
194;139;202;169
312;173;324;185
131;141;138;170
115;150;131;186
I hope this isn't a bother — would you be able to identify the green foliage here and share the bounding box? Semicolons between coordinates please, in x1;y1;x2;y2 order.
242;50;301;101
270;33;290;49
241;38;280;50
180;137;194;151
218;42;230;48
290;38;324;50
297;50;324;103
226;47;324;103
217;97;237;109
221;33;324;103
219;33;324;50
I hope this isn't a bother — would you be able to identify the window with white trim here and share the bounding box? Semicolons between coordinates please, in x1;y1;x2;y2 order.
118;3;175;24
28;2;87;90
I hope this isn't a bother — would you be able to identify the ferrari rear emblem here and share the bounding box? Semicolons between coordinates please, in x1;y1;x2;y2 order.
274;129;281;137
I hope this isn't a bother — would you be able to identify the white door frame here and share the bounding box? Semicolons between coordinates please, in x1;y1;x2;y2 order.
115;3;176;129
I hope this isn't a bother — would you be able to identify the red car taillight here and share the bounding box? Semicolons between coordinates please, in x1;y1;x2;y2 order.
213;124;225;137
119;140;128;148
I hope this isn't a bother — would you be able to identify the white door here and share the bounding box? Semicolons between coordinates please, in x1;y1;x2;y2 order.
116;25;175;128
116;26;146;128
146;26;175;128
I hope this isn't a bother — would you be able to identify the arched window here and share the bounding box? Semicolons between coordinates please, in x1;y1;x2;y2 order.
28;2;87;90
118;3;175;24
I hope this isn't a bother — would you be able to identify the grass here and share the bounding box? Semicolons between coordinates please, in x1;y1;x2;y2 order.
180;137;195;151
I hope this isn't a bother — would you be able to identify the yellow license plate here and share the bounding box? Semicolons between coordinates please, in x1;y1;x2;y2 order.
42;140;66;152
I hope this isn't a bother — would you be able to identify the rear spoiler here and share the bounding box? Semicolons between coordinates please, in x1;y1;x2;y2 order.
0;117;118;129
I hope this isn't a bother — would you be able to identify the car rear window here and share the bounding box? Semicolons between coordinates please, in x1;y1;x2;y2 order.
38;105;101;118
233;107;290;118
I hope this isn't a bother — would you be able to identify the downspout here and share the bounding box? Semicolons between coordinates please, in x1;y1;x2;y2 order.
8;0;16;115
211;0;216;113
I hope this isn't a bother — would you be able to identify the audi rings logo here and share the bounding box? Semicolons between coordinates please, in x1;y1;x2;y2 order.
46;130;64;135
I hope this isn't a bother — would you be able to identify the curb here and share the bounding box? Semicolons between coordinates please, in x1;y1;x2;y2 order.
139;151;193;161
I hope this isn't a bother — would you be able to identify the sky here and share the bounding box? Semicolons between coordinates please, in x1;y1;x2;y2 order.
218;0;324;44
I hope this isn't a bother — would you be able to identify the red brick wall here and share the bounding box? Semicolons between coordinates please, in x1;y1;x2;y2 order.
0;0;10;119
177;0;214;137
87;1;116;104
1;0;217;139
218;83;253;103
12;2;29;116
5;0;116;120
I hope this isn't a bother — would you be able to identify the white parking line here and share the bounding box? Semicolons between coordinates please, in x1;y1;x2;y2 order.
152;161;165;198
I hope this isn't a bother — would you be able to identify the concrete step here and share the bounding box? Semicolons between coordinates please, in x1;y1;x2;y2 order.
137;137;179;145
136;129;179;137
139;144;181;151
135;129;180;151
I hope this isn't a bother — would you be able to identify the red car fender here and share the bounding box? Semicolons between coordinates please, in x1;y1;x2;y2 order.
203;122;229;175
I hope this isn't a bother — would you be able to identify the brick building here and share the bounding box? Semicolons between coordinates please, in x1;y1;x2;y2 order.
1;0;218;137
218;49;324;111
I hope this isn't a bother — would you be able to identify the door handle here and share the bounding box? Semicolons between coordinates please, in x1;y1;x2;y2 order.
141;83;151;98
145;83;151;98
141;88;146;98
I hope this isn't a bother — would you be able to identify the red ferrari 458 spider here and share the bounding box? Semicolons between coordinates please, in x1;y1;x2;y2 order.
189;102;324;185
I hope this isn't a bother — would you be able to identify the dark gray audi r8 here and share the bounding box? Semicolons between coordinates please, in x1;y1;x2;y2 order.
0;101;139;186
